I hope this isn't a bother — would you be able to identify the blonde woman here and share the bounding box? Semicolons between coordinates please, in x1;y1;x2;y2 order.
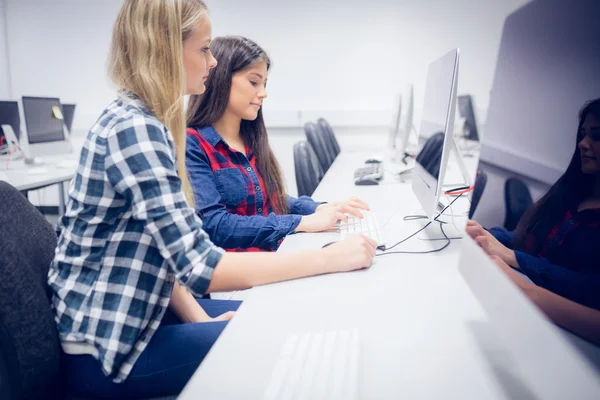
47;0;376;398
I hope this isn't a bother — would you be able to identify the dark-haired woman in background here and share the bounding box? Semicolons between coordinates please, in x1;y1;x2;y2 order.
467;98;600;340
186;36;369;252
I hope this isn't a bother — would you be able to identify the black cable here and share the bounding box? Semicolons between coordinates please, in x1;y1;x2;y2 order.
403;215;449;224
380;194;463;252
376;222;451;256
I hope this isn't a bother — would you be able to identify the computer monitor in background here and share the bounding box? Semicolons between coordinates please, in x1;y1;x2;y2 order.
61;103;76;134
0;101;21;159
396;84;414;162
412;49;460;221
0;101;21;141
21;96;73;158
457;95;479;141
388;93;402;151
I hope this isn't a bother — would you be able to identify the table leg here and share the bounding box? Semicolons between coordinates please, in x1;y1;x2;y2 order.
58;182;66;216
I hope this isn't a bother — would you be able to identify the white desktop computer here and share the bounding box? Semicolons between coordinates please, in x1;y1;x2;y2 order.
397;84;414;163
388;93;402;150
387;85;415;166
412;48;472;221
19;96;74;162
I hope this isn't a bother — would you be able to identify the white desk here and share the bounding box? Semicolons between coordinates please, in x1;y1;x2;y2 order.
0;134;84;215
0;156;78;215
180;151;553;399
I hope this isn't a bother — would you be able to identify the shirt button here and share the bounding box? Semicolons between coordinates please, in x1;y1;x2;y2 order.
258;208;263;213
255;186;261;191
569;220;574;224
246;167;252;172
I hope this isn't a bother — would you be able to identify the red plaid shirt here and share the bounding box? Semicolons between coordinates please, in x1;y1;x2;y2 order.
186;126;320;252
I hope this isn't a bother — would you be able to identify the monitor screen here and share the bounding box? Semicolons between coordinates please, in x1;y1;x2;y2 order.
22;96;66;144
0;101;21;142
61;103;76;133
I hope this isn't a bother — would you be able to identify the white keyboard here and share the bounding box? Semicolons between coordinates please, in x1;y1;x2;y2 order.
338;210;385;248
56;159;78;169
264;329;360;400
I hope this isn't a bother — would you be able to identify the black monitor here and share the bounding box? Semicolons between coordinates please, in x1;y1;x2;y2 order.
457;95;479;141
22;96;66;144
0;101;21;142
61;103;76;133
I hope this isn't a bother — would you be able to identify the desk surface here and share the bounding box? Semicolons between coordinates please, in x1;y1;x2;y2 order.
0;158;77;191
0;134;84;191
179;151;547;399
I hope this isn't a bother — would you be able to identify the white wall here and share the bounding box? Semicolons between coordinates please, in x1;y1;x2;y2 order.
3;0;529;131
0;0;11;98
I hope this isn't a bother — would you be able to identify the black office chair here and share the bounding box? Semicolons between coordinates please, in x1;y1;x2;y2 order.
293;141;324;197
415;132;445;178
0;181;176;400
503;177;533;231
304;122;334;173
468;169;488;219
317;118;340;160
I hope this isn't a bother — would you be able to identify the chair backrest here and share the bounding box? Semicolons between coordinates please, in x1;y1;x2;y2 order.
468;169;488;219
317;118;340;159
415;132;445;178
293;140;324;197
304;122;333;173
504;177;533;231
0;181;62;400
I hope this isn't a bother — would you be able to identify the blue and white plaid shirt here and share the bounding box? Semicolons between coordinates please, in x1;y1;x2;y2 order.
48;94;224;383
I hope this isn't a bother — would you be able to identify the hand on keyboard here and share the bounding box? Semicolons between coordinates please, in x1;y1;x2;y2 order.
321;235;377;272
296;207;348;233
316;196;370;218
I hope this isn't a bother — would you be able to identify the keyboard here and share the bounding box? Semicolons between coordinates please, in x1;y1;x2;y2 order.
263;329;360;400
55;159;78;169
353;163;383;184
338;210;385;249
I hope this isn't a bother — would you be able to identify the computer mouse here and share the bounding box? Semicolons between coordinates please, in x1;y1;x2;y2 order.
322;241;337;248
365;159;382;164
355;178;379;186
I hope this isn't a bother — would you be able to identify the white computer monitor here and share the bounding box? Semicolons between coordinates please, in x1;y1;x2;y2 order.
412;48;459;221
387;93;402;153
396;84;414;162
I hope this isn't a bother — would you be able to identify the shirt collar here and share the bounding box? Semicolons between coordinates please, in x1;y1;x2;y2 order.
195;125;253;158
196;125;223;148
117;89;153;116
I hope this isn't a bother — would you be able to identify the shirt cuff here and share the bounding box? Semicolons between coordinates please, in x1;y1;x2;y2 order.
297;196;321;215
514;250;542;283
188;246;224;296
279;214;303;234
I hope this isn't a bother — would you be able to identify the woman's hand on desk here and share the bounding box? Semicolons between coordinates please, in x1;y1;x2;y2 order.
466;221;518;268
321;235;377;272
316;197;370;218
296;207;348;233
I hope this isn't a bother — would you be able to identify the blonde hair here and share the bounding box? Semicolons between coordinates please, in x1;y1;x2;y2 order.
108;0;208;205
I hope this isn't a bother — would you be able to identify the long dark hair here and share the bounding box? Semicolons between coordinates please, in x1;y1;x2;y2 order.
186;36;288;214
513;98;600;252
